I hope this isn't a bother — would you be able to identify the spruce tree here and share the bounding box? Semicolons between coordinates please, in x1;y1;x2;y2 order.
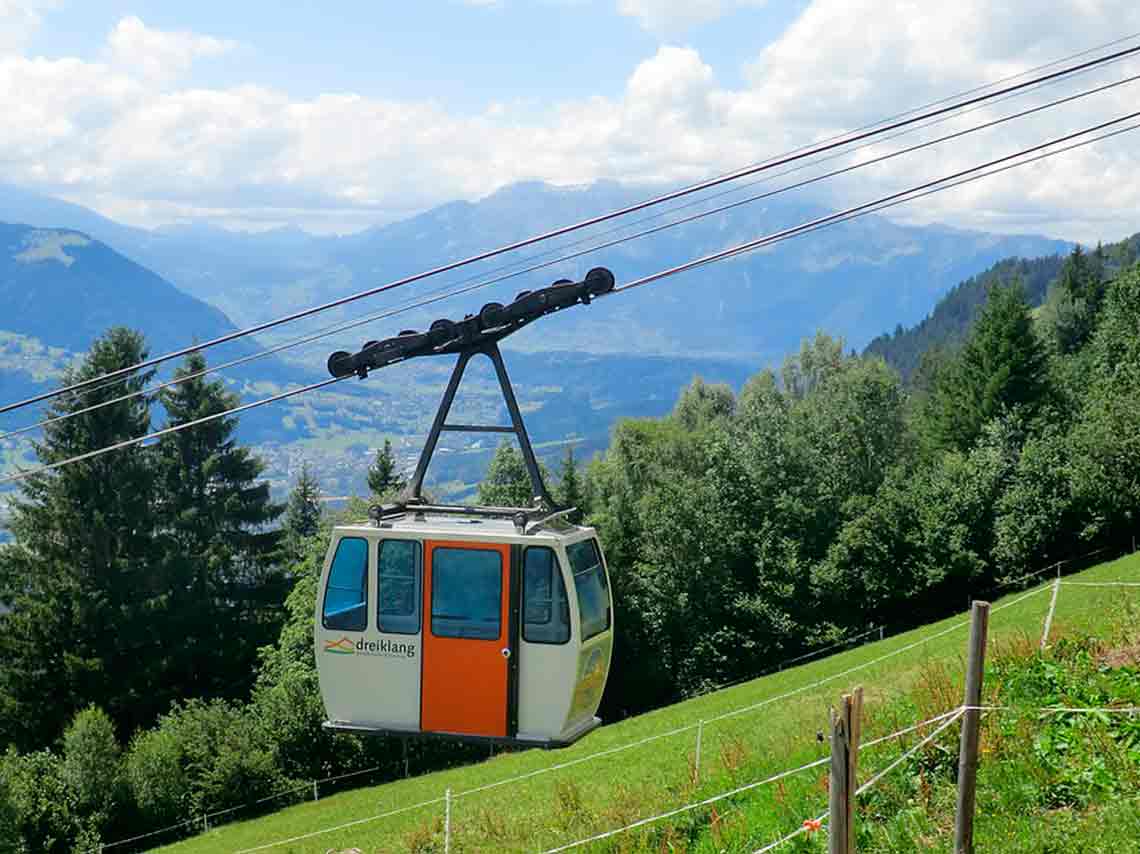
285;462;322;542
557;445;584;517
923;281;1048;453
154;351;284;705
1052;245;1108;352
477;441;549;507
0;328;158;748
367;439;405;500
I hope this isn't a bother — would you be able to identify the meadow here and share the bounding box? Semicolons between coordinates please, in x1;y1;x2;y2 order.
154;552;1140;853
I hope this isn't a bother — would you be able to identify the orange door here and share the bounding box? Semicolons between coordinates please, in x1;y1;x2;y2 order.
422;540;511;737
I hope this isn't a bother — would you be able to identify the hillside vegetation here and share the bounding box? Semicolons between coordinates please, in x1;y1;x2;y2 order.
3;247;1140;852
865;232;1140;379
151;553;1140;853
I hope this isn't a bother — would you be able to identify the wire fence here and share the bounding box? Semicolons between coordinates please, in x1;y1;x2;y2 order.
99;548;1135;853
210;581;1055;854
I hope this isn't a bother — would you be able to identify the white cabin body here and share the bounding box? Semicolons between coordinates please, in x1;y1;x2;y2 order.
314;512;613;747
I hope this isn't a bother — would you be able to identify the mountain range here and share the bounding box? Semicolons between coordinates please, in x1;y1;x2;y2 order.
0;179;1096;499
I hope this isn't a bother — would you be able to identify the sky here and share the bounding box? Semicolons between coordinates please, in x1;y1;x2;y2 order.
1;0;1139;242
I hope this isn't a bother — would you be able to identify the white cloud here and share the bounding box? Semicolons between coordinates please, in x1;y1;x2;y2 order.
617;0;765;34
0;0;56;54
105;15;237;83
2;6;1140;242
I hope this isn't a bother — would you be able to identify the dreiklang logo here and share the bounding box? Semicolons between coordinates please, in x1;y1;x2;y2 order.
323;636;417;658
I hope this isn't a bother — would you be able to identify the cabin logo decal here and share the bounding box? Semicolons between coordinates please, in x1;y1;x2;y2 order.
324;637;356;655
323;636;417;658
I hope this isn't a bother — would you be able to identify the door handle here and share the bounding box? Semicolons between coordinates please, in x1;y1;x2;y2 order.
501;647;511;659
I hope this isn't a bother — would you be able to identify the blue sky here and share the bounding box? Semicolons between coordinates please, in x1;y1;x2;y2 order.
2;0;1139;241
22;1;803;110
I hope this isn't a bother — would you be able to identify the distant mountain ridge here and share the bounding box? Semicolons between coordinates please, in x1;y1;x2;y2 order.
0;181;1071;363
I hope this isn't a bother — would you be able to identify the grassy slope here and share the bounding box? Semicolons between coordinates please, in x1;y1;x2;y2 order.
157;554;1140;854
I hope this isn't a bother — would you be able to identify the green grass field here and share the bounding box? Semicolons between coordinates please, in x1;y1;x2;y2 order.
155;553;1140;854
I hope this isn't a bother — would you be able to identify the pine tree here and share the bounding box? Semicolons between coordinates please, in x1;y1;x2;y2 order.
477;441;550;507
1051;245;1108;352
367;439;405;500
923;281;1048;453
0;328;158;748
285;462;322;542
557;445;584;517
154;351;284;706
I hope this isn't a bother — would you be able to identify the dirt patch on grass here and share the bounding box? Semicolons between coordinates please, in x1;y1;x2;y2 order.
1098;642;1140;668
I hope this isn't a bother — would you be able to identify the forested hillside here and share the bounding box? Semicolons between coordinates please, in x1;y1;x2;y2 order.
866;231;1140;378
2;246;1139;852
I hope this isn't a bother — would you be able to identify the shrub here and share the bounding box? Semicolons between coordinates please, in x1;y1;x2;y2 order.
2;748;76;853
62;706;124;835
126;726;190;830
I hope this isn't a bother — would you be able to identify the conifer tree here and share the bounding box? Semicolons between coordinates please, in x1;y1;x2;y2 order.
922;281;1048;453
285;462;322;542
154;351;284;705
557;445;584;517
477;441;550;507
0;328;158;748
367;439;405;500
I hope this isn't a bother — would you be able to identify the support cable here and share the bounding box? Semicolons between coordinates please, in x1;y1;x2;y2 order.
5;68;1138;444
2;40;1139;417
2;113;1138;486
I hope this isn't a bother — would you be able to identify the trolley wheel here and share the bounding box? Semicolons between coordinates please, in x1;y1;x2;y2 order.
362;340;379;350
429;318;457;344
398;329;417;336
327;351;353;378
585;267;615;295
479;302;504;328
514;290;531;303
552;278;573;286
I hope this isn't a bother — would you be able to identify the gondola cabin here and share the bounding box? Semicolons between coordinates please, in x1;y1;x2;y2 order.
315;509;614;747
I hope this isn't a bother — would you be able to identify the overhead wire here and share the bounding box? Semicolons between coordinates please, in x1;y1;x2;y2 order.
610;112;1140;296
23;33;1140;424
4;66;1139;445
2;110;1137;487
4;39;1136;425
3;39;1140;418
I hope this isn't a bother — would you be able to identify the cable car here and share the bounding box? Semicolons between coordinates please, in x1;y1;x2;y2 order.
316;268;616;746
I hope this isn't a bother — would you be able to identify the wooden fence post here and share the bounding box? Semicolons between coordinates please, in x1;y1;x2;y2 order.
694;719;704;783
954;601;990;854
829;686;863;854
443;787;452;854
1040;577;1061;651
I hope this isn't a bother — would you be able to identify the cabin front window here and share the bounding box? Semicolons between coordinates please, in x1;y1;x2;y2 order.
378;540;421;634
567;539;610;641
430;547;502;640
522;547;570;644
322;537;368;632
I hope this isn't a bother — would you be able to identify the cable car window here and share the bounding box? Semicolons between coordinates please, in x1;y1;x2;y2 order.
378;540;421;634
567;539;610;641
322;537;368;632
431;548;502;640
523;547;570;644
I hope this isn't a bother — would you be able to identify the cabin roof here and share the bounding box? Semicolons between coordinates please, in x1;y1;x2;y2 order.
332;512;593;544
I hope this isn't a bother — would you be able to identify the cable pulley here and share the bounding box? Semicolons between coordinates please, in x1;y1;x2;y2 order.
327;267;615;380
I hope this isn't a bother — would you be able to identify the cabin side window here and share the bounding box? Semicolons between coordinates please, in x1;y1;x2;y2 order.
378;540;421;635
567;539;610;641
522;547;570;645
430;547;502;640
322;537;368;632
